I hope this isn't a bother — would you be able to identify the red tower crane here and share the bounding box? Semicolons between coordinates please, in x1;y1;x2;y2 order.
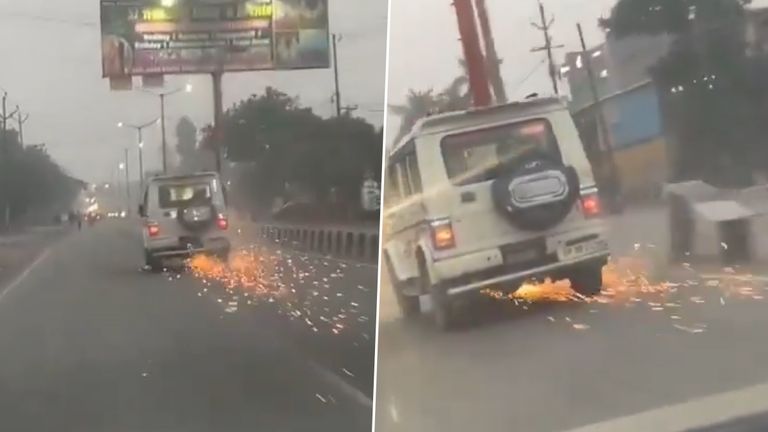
452;0;492;108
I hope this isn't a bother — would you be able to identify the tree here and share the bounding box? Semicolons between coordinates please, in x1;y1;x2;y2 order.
389;60;473;145
212;87;383;220
175;116;211;173
0;129;82;228
601;0;764;186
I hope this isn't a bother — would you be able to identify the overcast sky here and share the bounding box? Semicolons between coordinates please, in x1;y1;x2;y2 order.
0;0;387;183
385;0;768;147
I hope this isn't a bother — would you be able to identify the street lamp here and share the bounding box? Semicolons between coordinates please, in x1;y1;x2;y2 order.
118;118;159;190
139;83;192;174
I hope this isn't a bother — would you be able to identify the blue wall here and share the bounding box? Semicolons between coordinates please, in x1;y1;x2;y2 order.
609;84;663;149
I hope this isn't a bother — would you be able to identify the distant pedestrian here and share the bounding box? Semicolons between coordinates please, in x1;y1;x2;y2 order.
76;213;82;231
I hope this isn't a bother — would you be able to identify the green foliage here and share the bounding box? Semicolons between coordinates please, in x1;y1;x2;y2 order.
213;87;383;214
0;130;82;227
390;60;472;145
601;0;766;186
175;116;211;173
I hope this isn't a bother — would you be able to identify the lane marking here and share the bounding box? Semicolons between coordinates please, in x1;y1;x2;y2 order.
565;381;768;432
307;360;373;409
0;247;52;303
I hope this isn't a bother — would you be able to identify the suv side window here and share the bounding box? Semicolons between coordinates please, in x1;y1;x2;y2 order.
405;152;422;194
387;163;401;200
398;161;413;197
142;188;149;216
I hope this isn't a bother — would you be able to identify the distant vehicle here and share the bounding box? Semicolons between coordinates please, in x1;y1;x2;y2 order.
383;97;610;330
139;172;231;270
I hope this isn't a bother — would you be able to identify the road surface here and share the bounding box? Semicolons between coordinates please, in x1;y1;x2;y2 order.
375;207;768;432
0;219;375;432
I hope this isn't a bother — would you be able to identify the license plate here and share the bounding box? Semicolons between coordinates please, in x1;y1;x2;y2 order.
504;249;540;265
559;240;608;261
163;257;186;268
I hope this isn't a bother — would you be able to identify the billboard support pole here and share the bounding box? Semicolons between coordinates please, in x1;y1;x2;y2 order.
212;71;223;174
332;33;342;117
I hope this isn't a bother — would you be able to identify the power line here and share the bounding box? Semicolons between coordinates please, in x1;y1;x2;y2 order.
510;57;547;94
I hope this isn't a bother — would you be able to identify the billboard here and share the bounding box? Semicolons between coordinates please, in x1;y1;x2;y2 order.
100;0;330;77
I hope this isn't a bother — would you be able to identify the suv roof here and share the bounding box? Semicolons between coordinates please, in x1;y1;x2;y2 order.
391;96;567;157
148;172;219;184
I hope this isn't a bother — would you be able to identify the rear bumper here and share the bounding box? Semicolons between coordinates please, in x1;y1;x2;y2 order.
147;237;230;258
444;252;609;297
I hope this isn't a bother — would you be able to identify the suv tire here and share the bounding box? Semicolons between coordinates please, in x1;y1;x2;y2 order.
418;257;457;331
386;256;421;318
491;151;580;232
144;250;162;272
569;265;603;297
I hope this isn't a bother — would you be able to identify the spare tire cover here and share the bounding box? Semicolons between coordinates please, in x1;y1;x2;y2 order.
491;150;580;231
177;204;215;233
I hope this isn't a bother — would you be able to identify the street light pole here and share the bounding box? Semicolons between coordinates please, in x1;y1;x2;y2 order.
139;84;191;174
160;93;167;173
118;118;159;192
123;149;130;207
138;128;145;188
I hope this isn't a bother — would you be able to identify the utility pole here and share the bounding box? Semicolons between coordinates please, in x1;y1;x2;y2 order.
0;93;7;230
474;0;507;104
332;33;342;117
341;104;359;117
453;0;492;107
1;92;6;151
0;92;18;154
531;2;564;96
124;148;131;206
577;22;622;212
16;106;29;146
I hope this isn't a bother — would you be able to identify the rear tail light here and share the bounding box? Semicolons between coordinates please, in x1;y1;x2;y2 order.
147;223;160;237
430;219;456;250
580;193;602;218
216;214;229;230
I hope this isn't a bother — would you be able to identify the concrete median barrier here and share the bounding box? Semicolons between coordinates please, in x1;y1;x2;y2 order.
254;222;380;263
664;181;768;265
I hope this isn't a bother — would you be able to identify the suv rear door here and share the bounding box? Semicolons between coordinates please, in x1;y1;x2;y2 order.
147;174;222;242
435;117;586;259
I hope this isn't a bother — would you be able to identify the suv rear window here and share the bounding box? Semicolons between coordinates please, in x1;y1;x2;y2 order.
157;183;212;209
441;119;561;185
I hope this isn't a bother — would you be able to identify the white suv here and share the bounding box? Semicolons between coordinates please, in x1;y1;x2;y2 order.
383;97;610;330
140;172;231;270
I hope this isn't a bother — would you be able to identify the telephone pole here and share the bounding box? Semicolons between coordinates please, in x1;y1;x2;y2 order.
0;92;18;154
531;2;564;96
577;22;622;212
341;104;359;117
16;106;29;146
332;33;342;117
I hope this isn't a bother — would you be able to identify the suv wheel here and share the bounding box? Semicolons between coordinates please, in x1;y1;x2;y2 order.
568;265;603;297
144;250;162;272
216;248;231;263
386;256;420;318
419;257;456;331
